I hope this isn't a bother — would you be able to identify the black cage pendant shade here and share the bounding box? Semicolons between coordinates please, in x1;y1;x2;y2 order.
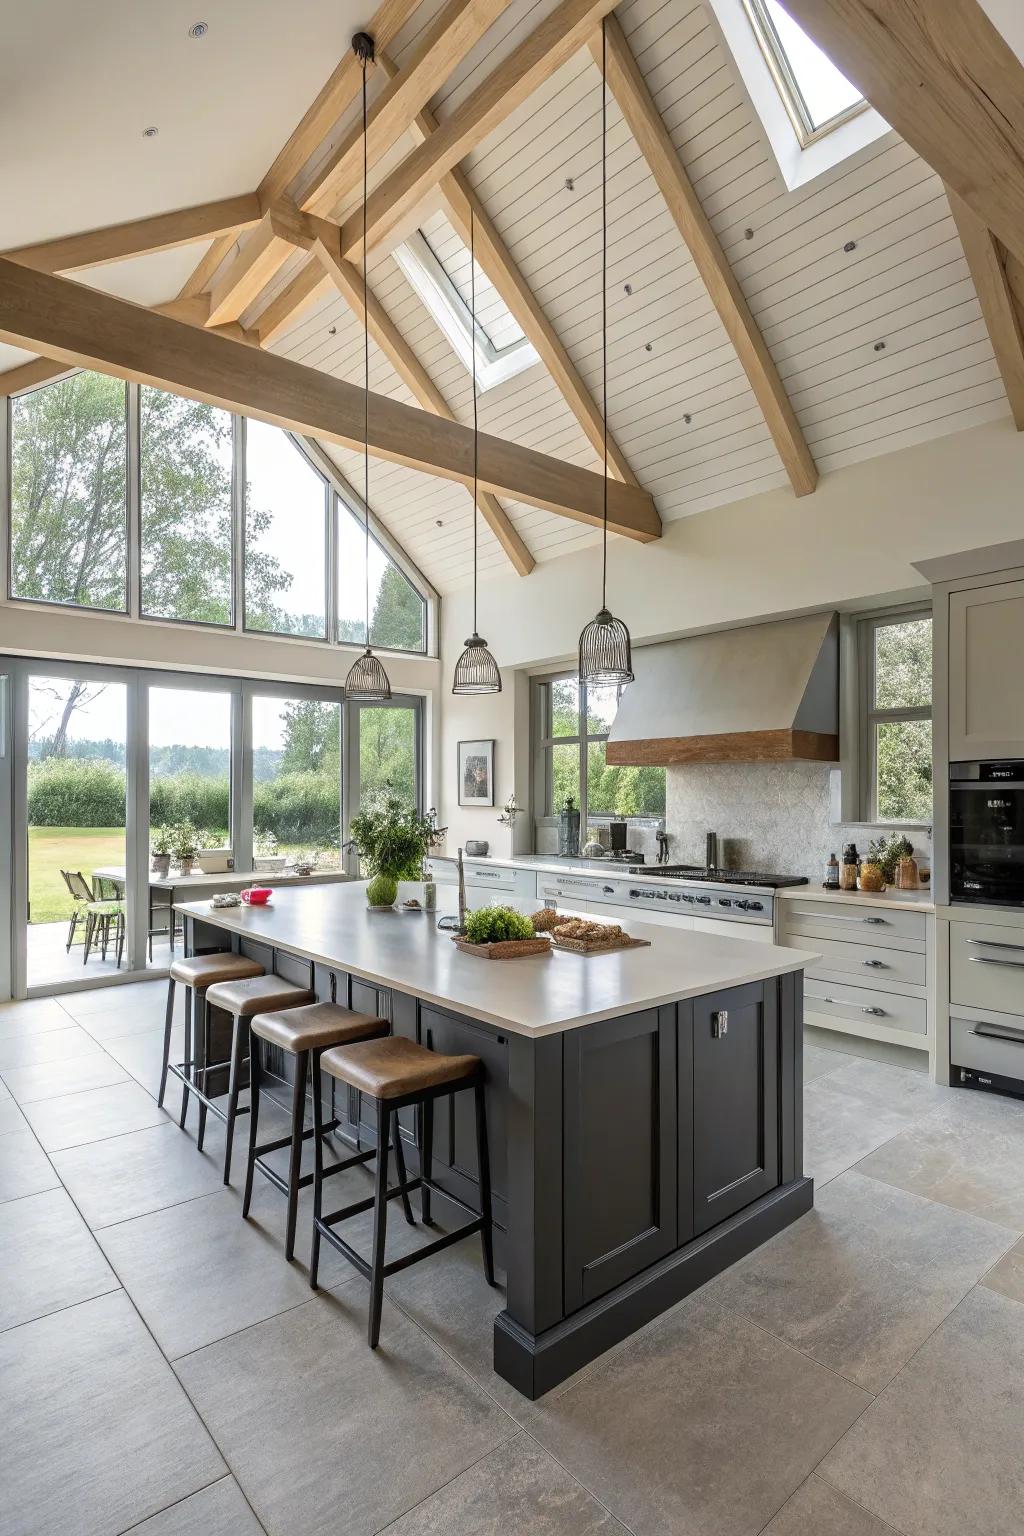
452;206;501;695
579;18;633;690
346;31;392;702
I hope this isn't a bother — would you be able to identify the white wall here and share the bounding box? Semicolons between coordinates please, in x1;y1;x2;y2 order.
438;417;1024;837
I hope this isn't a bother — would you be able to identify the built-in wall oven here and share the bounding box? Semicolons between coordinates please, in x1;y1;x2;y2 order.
949;761;1024;908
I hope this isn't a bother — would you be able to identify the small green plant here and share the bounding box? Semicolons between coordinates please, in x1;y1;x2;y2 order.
868;832;913;883
151;825;173;856
349;792;438;880
253;828;279;857
462;905;536;944
366;872;398;908
173;820;201;862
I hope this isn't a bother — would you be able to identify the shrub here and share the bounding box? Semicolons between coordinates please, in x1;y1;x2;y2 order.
150;773;229;832
28;758;126;827
462;906;536;944
253;773;339;844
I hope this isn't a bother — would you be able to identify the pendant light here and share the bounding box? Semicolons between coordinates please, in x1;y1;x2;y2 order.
452;206;502;694
346;31;392;702
578;16;633;689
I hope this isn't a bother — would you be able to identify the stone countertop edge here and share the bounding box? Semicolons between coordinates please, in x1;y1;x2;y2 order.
775;885;935;912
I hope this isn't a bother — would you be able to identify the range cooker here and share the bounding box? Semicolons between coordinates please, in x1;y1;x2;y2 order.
539;865;807;930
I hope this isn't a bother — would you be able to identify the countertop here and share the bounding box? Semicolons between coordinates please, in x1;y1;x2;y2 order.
177;882;817;1038
776;885;935;913
95;865;351;892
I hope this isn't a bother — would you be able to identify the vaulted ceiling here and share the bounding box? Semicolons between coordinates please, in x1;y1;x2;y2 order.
3;0;1024;596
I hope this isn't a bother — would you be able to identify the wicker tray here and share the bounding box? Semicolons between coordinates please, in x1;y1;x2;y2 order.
551;934;651;956
452;936;552;960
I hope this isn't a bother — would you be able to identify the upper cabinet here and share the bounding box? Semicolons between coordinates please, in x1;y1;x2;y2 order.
948;580;1024;761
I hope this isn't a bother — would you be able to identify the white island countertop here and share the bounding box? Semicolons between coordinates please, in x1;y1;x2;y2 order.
177;882;818;1038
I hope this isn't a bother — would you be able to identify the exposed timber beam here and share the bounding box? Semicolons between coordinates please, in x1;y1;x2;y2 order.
948;188;1024;431
592;16;817;497
783;0;1024;265
311;234;535;574
1;194;262;275
377;50;637;487
206;202;328;327
254;260;331;347
303;0;515;218
0;357;75;396
0;259;660;540
178;231;239;300
339;0;621;260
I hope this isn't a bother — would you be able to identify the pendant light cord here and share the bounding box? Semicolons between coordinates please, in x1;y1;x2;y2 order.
601;15;608;612
362;51;371;647
471;207;479;637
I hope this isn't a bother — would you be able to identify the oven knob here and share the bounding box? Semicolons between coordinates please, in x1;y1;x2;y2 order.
656;891;667;900
748;901;763;912
718;898;732;907
602;886;615;894
734;899;749;911
696;895;711;906
668;892;681;901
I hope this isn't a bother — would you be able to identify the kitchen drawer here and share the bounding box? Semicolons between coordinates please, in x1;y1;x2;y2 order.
804;934;926;988
601;901;694;930
464;862;536;896
950;921;1024;1014
805;978;927;1036
951;1015;1024;1078
693;917;775;944
784;901;926;945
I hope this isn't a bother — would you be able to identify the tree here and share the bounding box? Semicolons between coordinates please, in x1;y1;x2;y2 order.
280;701;341;778
371;565;424;650
874;618;933;822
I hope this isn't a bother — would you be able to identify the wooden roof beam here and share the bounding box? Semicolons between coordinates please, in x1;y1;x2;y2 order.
2;194;262;275
253;260;332;347
592;16;817;497
205;202;332;327
948;189;1024;431
783;0;1024;266
0;259;660;540
339;0;622;260
303;0;515;219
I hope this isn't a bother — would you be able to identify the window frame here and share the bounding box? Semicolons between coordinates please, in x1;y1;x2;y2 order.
240;419;332;644
533;672;666;831
858;605;933;827
742;0;869;148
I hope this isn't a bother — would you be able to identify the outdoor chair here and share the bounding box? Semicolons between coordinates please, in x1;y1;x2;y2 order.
60;869;125;967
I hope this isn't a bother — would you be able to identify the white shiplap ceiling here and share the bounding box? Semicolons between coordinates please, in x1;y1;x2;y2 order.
1;0;1013;593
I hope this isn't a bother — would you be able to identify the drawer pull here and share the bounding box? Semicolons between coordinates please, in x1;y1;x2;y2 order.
967;938;1024;953
863;959;888;969
969;956;1024;970
970;1028;1024;1047
862;1005;887;1016
820;997;887;1017
863;916;888;925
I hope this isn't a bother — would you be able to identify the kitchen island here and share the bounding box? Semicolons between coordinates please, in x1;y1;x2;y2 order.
178;883;817;1398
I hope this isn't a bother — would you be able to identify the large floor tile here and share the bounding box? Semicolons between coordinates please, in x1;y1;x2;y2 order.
803;1059;950;1188
1;1049;130;1104
764;1476;904;1535
381;1432;626;1534
0;1022;106;1071
0;1129;59;1204
101;1023;184;1104
59;980;170;1017
176;1294;514;1536
77;990;183;1041
821;1287;1024;1536
0;996;78;1036
528;1294;870;1536
0;1095;26;1137
0;1186;119;1331
97;1183;338;1359
856;1089;1024;1230
803;1043;856;1084
981;1236;1024;1304
53;1120;227;1229
0;1289;224;1536
21;1079;169;1151
121;1476;265;1534
711;1169;1014;1391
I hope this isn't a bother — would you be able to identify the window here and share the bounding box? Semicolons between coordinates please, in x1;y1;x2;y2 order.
744;0;865;144
244;421;328;639
252;694;342;868
393;214;539;391
148;685;232;850
861;611;933;823
354;700;421;811
9;371;128;612
536;674;666;826
337;502;427;652
140;388;233;624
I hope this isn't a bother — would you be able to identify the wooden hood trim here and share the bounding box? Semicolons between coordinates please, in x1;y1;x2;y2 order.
605;729;840;767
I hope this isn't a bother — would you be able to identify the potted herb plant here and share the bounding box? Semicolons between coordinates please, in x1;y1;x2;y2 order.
173;821;201;877
349;792;440;910
150;826;173;878
253;829;287;873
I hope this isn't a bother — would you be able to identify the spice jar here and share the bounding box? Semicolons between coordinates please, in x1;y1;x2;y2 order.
896;851;920;890
839;843;859;891
823;853;840;890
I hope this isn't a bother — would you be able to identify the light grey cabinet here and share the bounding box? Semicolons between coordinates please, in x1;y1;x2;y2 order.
948;579;1024;760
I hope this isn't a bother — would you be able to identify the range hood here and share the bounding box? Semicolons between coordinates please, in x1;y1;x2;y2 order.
606;612;839;766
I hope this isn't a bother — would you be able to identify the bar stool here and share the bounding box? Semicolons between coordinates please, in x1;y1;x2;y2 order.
158;952;265;1129
243;1001;390;1260
311;1036;495;1348
200;975;317;1185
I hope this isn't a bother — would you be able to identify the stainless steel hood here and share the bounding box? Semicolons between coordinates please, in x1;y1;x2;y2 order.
606;612;839;766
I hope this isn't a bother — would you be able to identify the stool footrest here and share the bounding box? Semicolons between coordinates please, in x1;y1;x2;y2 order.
252;1119;339;1160
312;1209;483;1283
168;1061;250;1125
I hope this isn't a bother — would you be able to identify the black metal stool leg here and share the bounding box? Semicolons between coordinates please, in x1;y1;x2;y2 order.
474;1078;495;1286
157;978;176;1108
196;990;209;1152
420;1098;434;1224
284;1050;309;1260
310;1057;325;1289
222;1012;246;1184
391;1116;416;1227
242;1031;262;1218
179;986;193;1129
368;1099;391;1349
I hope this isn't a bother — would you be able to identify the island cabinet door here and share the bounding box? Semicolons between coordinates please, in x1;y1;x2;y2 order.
419;1005;509;1233
690;982;779;1236
563;1006;677;1312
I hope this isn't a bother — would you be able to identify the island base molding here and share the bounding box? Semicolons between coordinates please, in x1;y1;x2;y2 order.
494;1176;814;1399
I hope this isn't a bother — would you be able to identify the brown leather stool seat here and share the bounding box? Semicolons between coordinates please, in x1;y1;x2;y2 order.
205;974;315;1018
312;1035;494;1348
244;1002;389;1260
158;952;266;1143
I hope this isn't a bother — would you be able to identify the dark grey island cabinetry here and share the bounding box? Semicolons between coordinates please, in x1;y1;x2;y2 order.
179;884;814;1398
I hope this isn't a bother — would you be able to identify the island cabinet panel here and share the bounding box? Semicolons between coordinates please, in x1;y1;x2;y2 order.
563;1007;678;1311
691;982;779;1235
419;1004;510;1235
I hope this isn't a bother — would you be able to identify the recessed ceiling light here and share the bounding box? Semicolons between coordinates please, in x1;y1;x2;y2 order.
142;126;159;138
189;21;208;38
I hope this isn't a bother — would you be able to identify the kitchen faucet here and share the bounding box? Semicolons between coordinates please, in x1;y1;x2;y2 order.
429;848;468;933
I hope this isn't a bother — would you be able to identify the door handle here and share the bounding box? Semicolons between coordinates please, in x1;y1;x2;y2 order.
967;938;1024;952
821;997;887;1016
970;1028;1024;1046
711;1010;728;1038
862;959;888;968
969;956;1024;969
863;916;888;925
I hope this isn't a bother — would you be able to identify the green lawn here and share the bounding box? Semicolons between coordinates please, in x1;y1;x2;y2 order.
28;826;126;924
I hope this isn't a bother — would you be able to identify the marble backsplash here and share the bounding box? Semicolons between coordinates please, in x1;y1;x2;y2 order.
664;761;933;883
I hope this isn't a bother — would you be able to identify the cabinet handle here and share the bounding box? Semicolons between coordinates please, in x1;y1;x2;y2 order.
711;1010;728;1038
967;938;1024;953
862;1005;887;1016
821;996;887;1017
970;1028;1024;1046
862;959;888;968
969;956;1024;970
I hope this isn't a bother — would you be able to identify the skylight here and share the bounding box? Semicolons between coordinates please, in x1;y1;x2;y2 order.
393;212;539;391
744;0;865;143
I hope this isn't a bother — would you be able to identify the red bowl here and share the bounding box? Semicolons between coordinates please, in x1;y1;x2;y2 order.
241;886;272;905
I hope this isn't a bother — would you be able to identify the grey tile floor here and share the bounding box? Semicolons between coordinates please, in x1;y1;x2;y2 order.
1;986;1023;1536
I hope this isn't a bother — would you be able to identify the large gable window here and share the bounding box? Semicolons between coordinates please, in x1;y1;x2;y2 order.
9;371;128;613
743;0;865;144
243;420;328;640
336;503;426;653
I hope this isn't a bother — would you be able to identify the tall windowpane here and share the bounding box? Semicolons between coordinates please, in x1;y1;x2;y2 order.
244;421;327;638
252;696;341;869
140;388;233;624
874;618;932;710
148;686;232;853
539;675;665;822
338;506;426;652
357;704;417;809
10;372;127;611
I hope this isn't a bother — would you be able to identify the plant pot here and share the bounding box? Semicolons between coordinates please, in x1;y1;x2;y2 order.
858;862;885;892
254;855;287;873
366;873;398;909
150;853;171;877
177;858;195;877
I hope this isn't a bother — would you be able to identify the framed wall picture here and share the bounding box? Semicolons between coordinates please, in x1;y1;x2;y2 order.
458;739;495;807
